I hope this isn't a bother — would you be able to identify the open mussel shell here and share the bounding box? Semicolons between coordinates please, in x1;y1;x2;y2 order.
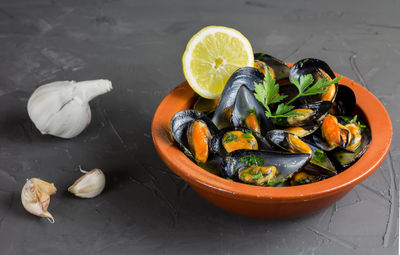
231;86;274;136
290;58;336;81
329;85;356;116
170;110;218;162
273;101;332;127
289;58;338;104
210;127;272;158
222;149;311;180
328;124;371;171
266;130;337;177
254;53;290;80
212;67;264;129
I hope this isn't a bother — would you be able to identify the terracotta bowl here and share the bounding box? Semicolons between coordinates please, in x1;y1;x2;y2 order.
152;73;392;219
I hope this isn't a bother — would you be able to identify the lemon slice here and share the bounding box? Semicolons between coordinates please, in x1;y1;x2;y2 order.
182;26;254;99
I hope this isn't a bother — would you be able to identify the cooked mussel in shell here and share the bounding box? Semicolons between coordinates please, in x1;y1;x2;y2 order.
210;127;272;158
212;67;264;129
289;58;338;103
266;130;336;177
254;53;290;80
230;85;274;136
222;149;311;185
273;101;332;127
170;110;218;163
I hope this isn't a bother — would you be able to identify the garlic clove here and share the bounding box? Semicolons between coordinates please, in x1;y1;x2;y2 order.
27;79;112;139
21;178;57;223
68;168;105;198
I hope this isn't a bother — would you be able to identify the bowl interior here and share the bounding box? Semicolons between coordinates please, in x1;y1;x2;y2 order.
152;73;392;202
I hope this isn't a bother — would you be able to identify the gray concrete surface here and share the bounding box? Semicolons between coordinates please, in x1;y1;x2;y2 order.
0;0;398;254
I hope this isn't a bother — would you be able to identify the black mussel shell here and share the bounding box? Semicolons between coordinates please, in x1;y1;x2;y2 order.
170;110;218;161
231;86;274;136
328;124;371;171
212;67;264;129
254;53;290;80
329;85;356;116
273;101;332;127
266;130;337;177
289;58;338;104
222;149;311;180
210;127;272;158
290;58;335;81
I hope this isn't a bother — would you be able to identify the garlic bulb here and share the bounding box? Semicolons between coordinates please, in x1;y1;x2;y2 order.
27;79;112;138
68;168;105;198
21;178;57;223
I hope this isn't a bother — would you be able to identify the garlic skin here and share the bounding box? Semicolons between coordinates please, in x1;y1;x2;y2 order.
68;168;105;198
21;178;57;223
27;79;112;139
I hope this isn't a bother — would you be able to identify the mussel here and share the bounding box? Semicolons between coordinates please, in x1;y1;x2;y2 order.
266;130;336;177
210;127;272;158
222;149;311;186
289;58;338;103
212;67;264;129
313;115;365;152
273;101;332;127
230;85;274;136
329;85;356;116
170;110;218;164
329;126;371;170
312;115;371;170
254;53;290;80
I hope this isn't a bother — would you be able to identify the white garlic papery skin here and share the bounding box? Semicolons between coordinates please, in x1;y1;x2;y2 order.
27;79;112;138
68;168;105;198
21;178;57;223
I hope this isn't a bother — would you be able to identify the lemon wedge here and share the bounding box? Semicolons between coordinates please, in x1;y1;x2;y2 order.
182;26;254;99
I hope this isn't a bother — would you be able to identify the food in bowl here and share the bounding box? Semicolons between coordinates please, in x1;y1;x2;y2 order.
170;56;371;187
170;26;371;187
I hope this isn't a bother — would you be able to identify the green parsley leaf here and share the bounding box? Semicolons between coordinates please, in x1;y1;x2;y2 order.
253;70;287;118
226;177;233;181
303;76;342;96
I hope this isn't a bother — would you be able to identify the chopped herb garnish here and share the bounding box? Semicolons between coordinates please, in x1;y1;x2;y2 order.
247;107;257;115
224;132;238;143
253;69;342;119
234;166;238;173
252;169;263;180
226;177;233;181
241;133;253;139
313;149;327;163
248;167;255;174
239;154;264;167
266;175;286;186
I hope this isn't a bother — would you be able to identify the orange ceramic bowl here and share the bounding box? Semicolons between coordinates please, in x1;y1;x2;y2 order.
152;72;392;219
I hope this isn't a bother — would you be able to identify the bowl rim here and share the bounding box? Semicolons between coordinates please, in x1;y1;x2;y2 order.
152;70;392;203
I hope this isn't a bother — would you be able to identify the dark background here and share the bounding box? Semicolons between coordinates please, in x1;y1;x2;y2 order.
0;0;398;254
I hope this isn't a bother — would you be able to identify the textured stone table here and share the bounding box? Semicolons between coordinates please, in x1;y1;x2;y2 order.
0;0;398;254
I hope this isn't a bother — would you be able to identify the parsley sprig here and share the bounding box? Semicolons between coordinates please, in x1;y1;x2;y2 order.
253;69;342;118
340;115;367;132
